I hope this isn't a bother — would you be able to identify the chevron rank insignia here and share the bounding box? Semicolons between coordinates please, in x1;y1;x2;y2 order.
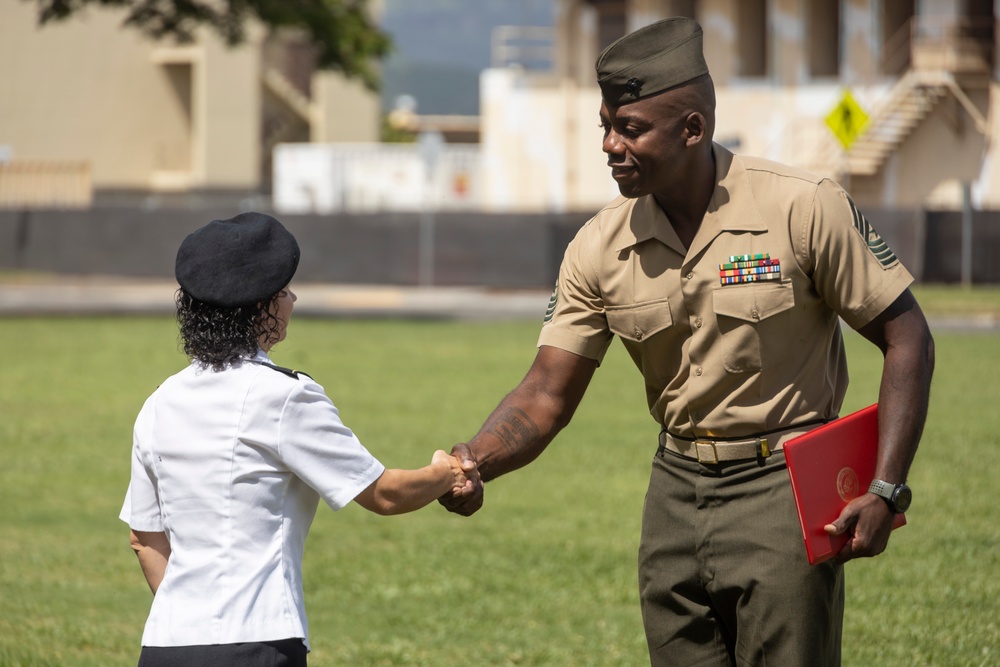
543;283;558;323
846;195;898;269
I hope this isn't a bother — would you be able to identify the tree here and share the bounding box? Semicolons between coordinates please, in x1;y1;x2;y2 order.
29;0;392;89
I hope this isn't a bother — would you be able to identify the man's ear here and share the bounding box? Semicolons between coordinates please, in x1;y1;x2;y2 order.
684;111;707;147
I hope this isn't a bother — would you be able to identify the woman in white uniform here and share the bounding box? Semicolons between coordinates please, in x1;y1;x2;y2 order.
120;212;475;667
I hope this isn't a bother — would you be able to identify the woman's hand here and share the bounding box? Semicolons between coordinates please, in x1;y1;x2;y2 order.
432;449;478;495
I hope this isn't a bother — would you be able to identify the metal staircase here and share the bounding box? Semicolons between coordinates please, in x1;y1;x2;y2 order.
843;69;989;177
262;67;313;124
832;13;994;180
843;71;948;176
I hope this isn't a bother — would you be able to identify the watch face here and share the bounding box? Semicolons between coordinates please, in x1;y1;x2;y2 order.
893;485;912;513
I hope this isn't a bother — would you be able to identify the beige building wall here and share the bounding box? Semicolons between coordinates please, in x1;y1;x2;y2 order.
312;73;381;143
0;2;380;196
200;34;262;189
699;0;736;84
553;0;600;85
481;68;615;212
310;0;383;144
482;0;998;212
841;0;878;83
0;2;262;191
975;76;1000;206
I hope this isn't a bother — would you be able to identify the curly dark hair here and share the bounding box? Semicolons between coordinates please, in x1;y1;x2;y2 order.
176;289;284;371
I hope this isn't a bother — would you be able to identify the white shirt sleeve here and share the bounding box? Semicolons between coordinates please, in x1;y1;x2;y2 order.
270;376;385;510
120;400;166;531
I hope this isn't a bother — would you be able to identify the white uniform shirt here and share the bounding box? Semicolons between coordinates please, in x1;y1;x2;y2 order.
120;350;385;649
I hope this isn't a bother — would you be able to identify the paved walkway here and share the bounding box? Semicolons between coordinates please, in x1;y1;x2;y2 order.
0;276;552;321
1;276;996;331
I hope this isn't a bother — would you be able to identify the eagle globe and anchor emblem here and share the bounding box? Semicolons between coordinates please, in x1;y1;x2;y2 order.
836;466;861;502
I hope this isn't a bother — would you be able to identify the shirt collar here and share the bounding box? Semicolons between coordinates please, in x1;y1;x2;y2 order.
251;348;272;364
613;143;767;253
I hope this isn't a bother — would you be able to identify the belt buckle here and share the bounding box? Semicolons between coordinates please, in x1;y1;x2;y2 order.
694;440;719;464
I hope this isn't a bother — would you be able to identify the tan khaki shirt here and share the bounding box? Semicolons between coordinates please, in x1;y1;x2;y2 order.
538;144;913;438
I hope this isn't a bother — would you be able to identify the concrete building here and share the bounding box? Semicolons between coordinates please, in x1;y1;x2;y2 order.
2;0;996;217
481;0;996;212
0;1;382;206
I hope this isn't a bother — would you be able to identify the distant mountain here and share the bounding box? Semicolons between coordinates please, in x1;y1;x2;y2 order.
380;0;554;115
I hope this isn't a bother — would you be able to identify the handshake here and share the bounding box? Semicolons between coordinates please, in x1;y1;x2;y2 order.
431;444;484;516
357;444;483;516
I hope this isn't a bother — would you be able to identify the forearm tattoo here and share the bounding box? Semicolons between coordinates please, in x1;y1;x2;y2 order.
485;406;541;458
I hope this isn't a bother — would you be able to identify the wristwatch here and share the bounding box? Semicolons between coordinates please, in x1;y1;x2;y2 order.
868;479;912;514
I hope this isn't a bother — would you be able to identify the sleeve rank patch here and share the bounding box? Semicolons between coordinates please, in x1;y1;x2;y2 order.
543;283;558;323
846;195;899;269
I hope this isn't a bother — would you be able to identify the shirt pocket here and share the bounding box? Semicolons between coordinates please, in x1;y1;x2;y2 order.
712;282;795;373
606;298;673;342
606;298;679;381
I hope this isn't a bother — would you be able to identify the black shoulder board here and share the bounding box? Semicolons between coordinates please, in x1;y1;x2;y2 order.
248;360;312;380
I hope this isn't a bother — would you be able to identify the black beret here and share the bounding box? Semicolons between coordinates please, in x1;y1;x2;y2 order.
175;212;300;307
596;17;709;106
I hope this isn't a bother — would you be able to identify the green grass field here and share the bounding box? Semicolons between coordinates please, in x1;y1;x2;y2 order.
0;308;997;666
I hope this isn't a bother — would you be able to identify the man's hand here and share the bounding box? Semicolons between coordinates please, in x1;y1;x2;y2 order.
824;493;895;563
437;443;484;516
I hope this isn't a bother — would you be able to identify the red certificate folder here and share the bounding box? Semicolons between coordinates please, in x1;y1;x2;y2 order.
784;403;906;565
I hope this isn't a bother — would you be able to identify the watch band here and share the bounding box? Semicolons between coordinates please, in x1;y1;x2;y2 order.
869;479;893;498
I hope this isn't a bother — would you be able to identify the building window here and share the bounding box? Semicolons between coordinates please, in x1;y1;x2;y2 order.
808;1;840;78
591;0;628;52
737;0;768;77
882;0;915;75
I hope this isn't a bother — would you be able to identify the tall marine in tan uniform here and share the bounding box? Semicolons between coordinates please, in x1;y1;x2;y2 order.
440;17;934;667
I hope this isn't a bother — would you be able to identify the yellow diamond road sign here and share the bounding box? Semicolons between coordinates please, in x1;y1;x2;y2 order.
825;91;869;149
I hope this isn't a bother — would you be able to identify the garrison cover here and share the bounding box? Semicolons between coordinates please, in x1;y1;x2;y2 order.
784;403;906;565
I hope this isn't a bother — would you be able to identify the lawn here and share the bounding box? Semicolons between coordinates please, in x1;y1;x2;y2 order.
0;313;996;666
909;284;1000;317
